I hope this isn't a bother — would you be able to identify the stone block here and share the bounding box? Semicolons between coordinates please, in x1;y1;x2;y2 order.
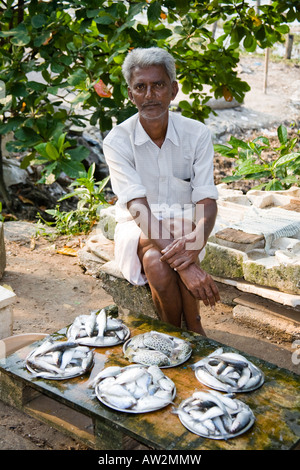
201;242;245;279
96;270;158;320
0;285;17;339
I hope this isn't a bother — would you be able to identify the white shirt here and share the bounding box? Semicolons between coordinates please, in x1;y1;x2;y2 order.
102;111;218;285
103;111;218;222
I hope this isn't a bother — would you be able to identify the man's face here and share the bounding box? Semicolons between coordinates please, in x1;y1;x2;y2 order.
128;64;178;122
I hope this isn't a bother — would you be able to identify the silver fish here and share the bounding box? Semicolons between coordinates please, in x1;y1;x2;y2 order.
26;341;93;379
96;309;106;337
94;365;175;413
176;390;254;439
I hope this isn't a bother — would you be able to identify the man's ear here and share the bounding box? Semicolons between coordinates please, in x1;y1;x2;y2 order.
128;87;135;103
171;81;179;100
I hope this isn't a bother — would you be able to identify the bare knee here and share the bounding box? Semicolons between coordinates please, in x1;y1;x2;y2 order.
142;248;177;291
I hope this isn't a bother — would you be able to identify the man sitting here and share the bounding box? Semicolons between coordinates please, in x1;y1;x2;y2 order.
103;47;220;335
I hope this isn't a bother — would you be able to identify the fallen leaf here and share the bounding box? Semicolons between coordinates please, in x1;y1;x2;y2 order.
18;195;34;205
56;246;78;257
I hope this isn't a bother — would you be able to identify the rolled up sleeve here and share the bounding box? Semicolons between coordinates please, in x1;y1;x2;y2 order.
191;126;219;203
103;137;147;205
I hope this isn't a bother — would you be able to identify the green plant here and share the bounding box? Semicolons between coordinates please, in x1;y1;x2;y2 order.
0;1;298;198
40;163;110;235
214;124;300;191
31;132;89;184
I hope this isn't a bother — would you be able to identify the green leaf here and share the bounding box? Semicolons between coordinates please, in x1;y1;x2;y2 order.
68;146;90;162
67;69;88;86
277;125;288;144
31;14;47;28
46;142;59;160
273;152;300;168
265;179;283;191
214;144;237;157
59;160;86;179
147;1;161;22
235;160;264;176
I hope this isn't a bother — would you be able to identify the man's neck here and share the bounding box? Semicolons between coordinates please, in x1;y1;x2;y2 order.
139;113;169;148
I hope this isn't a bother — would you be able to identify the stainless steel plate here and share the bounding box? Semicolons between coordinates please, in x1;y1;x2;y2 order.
123;331;192;368
94;364;176;413
195;362;264;393
25;345;94;380
178;394;255;440
67;324;130;347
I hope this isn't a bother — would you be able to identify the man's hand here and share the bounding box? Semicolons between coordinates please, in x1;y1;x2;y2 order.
178;263;220;308
160;232;202;271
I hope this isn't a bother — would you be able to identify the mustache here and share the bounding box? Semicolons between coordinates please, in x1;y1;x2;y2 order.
142;101;161;107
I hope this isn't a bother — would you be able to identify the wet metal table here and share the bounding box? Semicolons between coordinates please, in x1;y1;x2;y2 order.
0;312;299;450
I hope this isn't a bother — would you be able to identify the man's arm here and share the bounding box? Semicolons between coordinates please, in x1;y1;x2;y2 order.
127;196;220;307
160;198;217;271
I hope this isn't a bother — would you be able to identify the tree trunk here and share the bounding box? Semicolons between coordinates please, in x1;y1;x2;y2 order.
0;135;12;209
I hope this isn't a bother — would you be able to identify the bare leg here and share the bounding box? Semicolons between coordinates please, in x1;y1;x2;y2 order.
138;237;182;326
178;279;206;336
137;234;206;335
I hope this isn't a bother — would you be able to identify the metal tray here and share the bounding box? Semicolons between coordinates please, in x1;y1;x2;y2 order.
195;362;264;393
67;323;130;347
123;331;192;368
25;345;94;380
94;365;176;414
178;395;255;440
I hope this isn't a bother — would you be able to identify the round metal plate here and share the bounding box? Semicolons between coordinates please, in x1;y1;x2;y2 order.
94;365;176;414
67;324;130;347
195;362;264;393
25;347;94;380
178;395;255;440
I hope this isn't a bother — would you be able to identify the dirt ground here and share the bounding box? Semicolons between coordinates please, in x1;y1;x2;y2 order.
0;55;300;451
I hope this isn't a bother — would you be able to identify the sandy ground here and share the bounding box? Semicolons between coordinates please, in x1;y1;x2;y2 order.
0;55;299;451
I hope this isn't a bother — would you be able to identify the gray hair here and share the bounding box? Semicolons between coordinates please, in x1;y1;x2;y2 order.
122;47;177;85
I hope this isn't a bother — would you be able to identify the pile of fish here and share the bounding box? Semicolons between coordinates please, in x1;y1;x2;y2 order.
175;390;255;439
191;347;264;392
26;339;94;380
123;331;192;368
67;308;130;347
92;364;176;413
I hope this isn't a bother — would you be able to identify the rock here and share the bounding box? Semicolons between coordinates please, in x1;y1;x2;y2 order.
3;158;28;187
3;221;56;243
96;270;158;320
0;285;17;339
97;205;117;240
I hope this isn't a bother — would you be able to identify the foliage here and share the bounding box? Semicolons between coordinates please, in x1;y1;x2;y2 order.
32;132;89;184
0;0;299;190
39;163;110;235
214;125;300;191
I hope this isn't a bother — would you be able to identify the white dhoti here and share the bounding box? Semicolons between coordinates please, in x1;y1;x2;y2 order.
114;206;206;287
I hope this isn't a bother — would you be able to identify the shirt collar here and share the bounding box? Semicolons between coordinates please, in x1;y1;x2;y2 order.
134;112;180;147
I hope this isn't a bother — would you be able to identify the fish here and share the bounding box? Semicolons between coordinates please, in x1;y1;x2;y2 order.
125;347;171;367
124;331;192;367
143;331;174;356
175;390;254;439
26;340;94;379
94;364;175;413
95;309;106;337
192;348;264;392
